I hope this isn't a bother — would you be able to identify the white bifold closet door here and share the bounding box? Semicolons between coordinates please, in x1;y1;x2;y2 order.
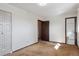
0;10;12;55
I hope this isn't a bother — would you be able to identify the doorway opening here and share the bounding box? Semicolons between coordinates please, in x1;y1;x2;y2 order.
65;17;77;46
38;20;49;41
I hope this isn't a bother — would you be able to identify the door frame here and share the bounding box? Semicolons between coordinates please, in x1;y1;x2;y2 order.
65;17;77;46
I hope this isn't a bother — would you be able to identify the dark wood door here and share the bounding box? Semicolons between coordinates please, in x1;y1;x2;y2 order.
38;20;42;41
42;21;49;41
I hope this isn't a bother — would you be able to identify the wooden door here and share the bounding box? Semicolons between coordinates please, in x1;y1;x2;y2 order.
38;20;42;41
42;21;49;41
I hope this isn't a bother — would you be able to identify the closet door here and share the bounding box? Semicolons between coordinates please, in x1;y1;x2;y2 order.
0;12;4;55
0;10;12;55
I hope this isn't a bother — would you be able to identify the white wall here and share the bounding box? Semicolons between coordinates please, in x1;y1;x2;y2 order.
0;4;38;51
77;8;79;46
49;10;77;43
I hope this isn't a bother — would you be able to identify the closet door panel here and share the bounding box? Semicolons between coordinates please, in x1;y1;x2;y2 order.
0;10;12;55
0;12;5;55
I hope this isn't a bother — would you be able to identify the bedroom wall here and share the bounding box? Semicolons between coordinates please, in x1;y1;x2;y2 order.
0;4;38;51
49;10;77;43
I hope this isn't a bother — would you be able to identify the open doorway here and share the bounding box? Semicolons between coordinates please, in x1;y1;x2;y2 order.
38;20;49;41
65;17;77;46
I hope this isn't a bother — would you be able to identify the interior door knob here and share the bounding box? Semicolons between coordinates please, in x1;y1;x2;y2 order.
1;32;3;34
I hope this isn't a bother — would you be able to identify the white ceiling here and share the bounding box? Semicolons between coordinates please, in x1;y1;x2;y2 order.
9;3;79;18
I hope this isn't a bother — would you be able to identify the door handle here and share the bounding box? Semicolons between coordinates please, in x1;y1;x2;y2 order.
1;32;3;35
